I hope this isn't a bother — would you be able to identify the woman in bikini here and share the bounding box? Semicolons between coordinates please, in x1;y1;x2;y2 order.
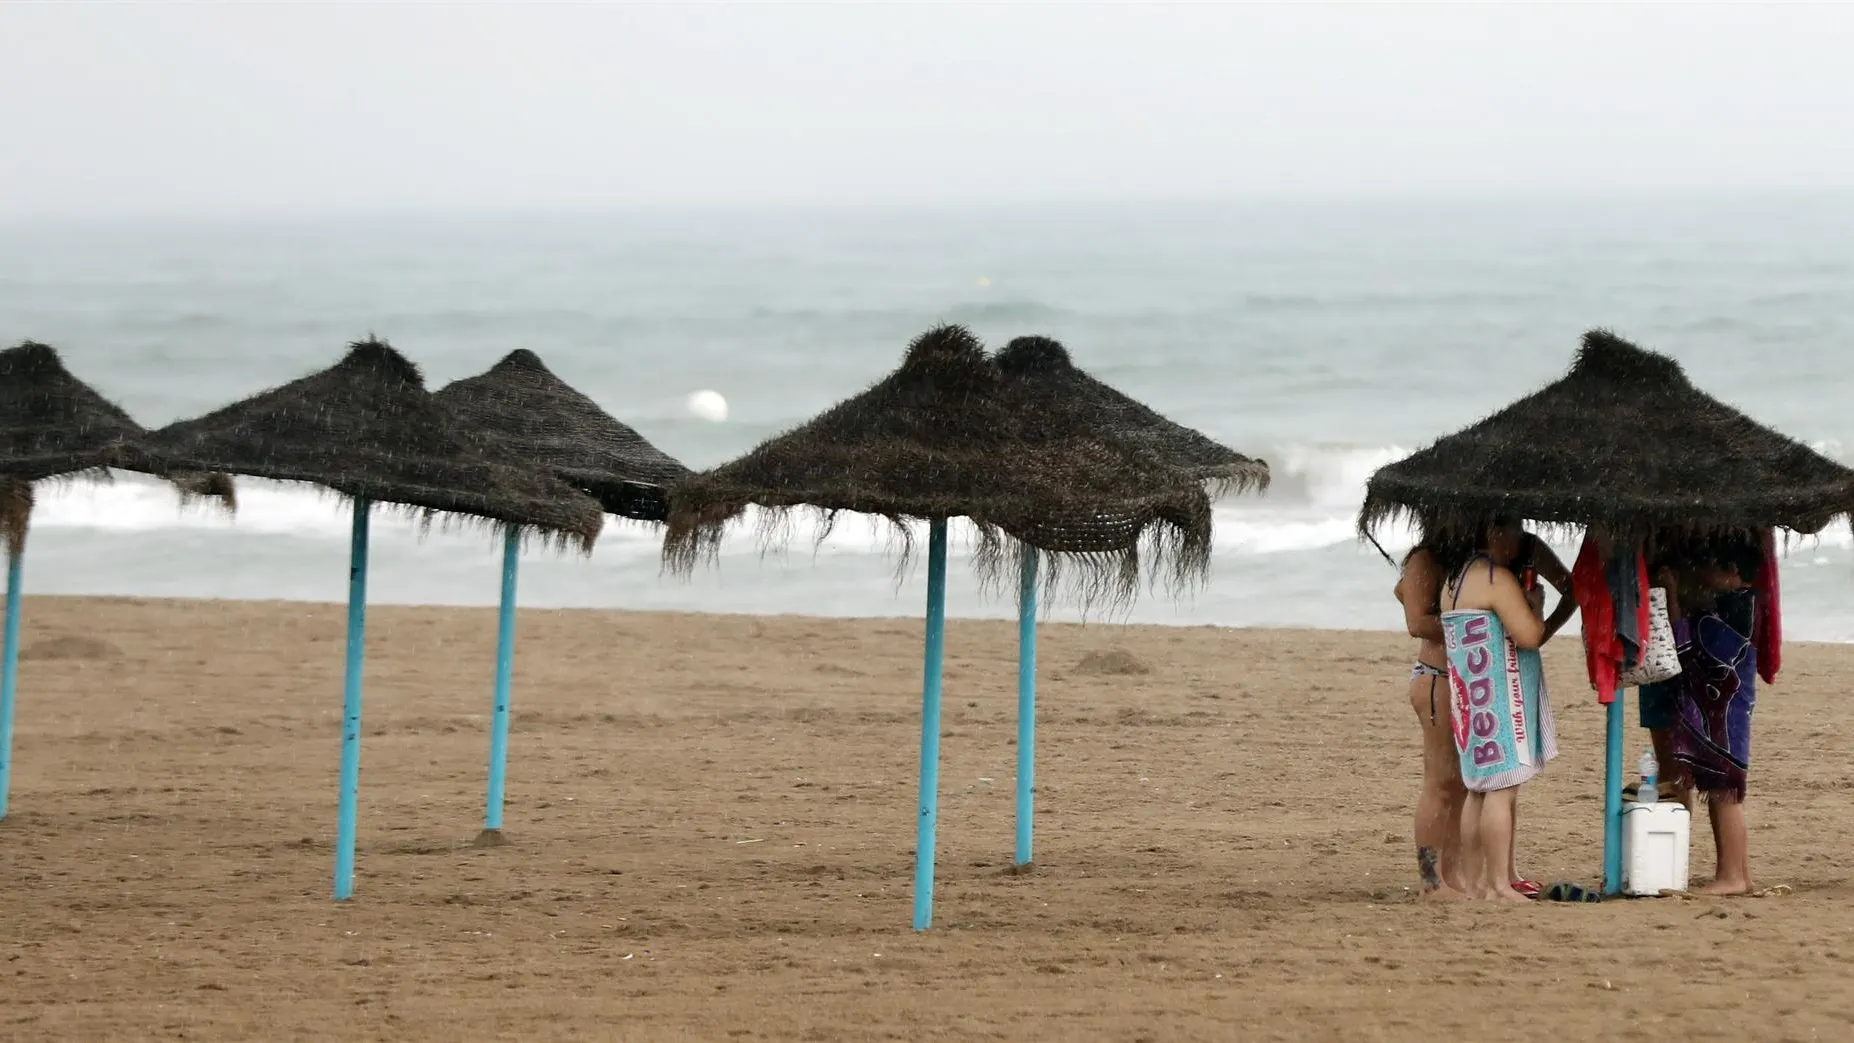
1440;516;1555;902
1395;534;1467;898
1400;522;1569;900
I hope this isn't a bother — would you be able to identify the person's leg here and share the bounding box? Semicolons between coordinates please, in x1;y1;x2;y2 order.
1641;685;1693;808
1466;790;1489;900
1648;728;1693;808
1698;795;1753;895
1479;787;1527;902
1442;776;1468;892
1648;726;1676;773
1507;795;1523;885
1458;791;1485;897
1411;676;1468;897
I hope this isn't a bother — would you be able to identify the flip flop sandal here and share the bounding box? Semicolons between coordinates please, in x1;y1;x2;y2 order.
1511;879;1543;899
1543;882;1602;903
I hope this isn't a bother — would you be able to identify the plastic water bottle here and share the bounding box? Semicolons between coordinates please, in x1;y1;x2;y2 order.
1636;750;1658;805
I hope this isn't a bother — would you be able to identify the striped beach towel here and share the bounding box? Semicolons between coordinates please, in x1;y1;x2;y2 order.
1442;609;1559;793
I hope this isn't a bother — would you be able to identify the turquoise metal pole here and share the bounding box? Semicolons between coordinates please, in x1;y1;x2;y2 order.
333;499;371;901
911;519;949;931
483;527;520;834
0;549;23;820
1602;688;1624;895
1013;549;1037;867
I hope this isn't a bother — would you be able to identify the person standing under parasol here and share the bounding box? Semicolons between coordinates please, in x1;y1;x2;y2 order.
1363;329;1852;896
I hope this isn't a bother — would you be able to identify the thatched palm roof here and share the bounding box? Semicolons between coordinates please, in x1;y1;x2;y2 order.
116;339;606;548
664;325;1213;605
434;349;690;522
0;340;234;554
994;336;1269;497
1360;330;1854;539
2;341;144;482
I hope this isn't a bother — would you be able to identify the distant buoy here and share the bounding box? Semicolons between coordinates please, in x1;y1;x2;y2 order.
686;389;729;423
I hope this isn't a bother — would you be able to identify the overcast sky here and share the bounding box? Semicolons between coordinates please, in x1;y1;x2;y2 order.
3;2;1851;216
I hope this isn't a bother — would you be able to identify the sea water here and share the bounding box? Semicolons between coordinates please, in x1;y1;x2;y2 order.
3;194;1852;637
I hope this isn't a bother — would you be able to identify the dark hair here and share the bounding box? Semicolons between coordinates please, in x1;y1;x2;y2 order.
1425;527;1481;578
1455;513;1522;563
1646;529;1689;573
1714;532;1763;584
1670;531;1763;585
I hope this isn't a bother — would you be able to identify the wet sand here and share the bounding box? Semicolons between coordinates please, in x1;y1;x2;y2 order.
3;596;1853;1041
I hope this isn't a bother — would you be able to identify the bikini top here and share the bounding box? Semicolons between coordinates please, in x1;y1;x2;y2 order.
1445;554;1499;611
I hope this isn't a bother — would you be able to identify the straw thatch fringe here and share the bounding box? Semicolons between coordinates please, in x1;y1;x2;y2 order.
118;338;606;550
661;500;1208;615
1;479;30;557
663;324;1214;612
662;503;939;587
434;349;690;523
280;483;599;556
971;515;1213;619
168;470;239;514
1359;329;1854;543
1356;500;1791;556
665;505;1211;617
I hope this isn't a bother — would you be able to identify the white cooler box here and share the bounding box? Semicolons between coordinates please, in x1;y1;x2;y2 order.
1621;800;1691;896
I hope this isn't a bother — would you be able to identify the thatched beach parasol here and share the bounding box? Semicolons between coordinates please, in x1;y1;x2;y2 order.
665;324;1213;930
1;340;145;487
990;334;1270;868
435;348;691;522
434;348;691;841
119;337;606;900
1360;329;1854;540
1358;329;1854;896
0;340;235;820
121;339;606;545
666;326;1215;601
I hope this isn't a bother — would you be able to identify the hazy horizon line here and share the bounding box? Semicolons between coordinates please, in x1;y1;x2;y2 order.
6;185;1853;227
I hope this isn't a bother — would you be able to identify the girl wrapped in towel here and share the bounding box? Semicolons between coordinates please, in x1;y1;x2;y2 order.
1440;516;1557;902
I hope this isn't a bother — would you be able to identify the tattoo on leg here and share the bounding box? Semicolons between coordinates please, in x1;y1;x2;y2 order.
1418;846;1442;889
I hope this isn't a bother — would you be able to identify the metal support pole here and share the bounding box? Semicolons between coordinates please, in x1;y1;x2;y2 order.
911;519;949;930
482;527;520;835
1602;688;1624;895
333;500;371;900
0;550;23;820
1014;549;1038;866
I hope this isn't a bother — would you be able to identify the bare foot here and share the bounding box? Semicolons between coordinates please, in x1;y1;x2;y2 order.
1695;878;1754;897
1485;884;1531;903
1420;883;1471;902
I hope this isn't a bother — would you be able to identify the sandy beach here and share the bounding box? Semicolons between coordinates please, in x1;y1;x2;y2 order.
3;596;1853;1041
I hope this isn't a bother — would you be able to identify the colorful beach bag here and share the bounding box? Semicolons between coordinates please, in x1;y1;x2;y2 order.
1618;587;1681;687
1441;609;1559;792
